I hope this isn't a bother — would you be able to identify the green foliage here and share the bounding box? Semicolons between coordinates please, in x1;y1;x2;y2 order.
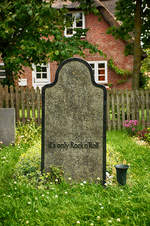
16;121;41;144
141;49;150;73
108;59;131;76
137;127;150;144
107;0;150;54
139;72;150;88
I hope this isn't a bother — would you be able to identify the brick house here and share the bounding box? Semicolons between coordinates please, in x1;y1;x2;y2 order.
0;0;133;89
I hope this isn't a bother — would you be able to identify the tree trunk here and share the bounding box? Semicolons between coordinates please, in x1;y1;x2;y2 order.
132;0;142;89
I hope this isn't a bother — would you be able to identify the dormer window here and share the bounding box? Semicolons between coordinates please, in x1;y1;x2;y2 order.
0;63;6;79
64;12;85;37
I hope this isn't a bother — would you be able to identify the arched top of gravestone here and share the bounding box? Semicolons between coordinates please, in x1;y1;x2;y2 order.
42;58;107;93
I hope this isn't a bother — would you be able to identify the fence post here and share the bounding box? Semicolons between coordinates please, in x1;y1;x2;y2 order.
0;85;3;107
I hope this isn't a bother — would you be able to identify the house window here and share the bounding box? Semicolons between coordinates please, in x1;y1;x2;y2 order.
32;64;50;89
0;63;6;78
35;65;48;80
64;12;85;37
88;61;108;84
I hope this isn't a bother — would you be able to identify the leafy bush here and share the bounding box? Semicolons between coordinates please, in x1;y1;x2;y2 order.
136;128;150;144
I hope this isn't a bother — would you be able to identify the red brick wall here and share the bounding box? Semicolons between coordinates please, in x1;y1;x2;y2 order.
1;13;133;89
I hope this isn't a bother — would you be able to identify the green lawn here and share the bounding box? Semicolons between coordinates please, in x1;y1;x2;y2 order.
0;123;150;226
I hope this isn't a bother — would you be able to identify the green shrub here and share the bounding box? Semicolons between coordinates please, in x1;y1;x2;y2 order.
137;128;150;144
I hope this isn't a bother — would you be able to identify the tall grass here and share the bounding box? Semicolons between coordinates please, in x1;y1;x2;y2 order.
0;124;150;226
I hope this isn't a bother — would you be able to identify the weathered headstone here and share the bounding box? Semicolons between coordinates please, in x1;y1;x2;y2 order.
42;58;106;184
0;108;15;145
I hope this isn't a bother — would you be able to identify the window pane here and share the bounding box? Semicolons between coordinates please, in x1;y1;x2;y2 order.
75;13;82;20
98;76;105;81
66;28;73;35
36;66;41;72
0;65;5;71
42;67;47;72
76;20;82;28
0;72;6;77
98;69;105;75
98;63;105;68
42;73;47;79
36;73;41;79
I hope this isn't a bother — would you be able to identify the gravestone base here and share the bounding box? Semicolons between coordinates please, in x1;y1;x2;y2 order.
0;108;16;145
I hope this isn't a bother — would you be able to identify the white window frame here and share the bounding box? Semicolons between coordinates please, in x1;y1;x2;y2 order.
64;11;85;37
88;61;108;84
32;63;50;89
0;63;6;79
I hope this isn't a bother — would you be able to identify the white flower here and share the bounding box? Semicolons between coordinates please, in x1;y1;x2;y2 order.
27;202;31;205
55;195;58;198
117;218;120;222
97;216;100;220
97;177;100;181
76;221;80;224
99;203;102;206
14;181;17;184
36;210;38;213
50;182;53;185
26;220;29;224
42;194;44;197
68;177;72;181
83;181;86;184
106;172;110;177
90;223;94;226
80;183;84;186
55;179;58;182
64;191;68;194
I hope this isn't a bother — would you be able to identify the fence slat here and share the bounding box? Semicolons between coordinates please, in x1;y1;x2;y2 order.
140;90;145;128
121;90;125;126
107;91;111;131
10;86;14;108
37;87;41;124
130;90;136;120
26;87;30;121
31;87;35;120
145;90;150;127
0;85;3;107
21;87;25;122
126;90;130;121
111;89;117;130
15;87;20;121
116;91;121;130
5;86;9;108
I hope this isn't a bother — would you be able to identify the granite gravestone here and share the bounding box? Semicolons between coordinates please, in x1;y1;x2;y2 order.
42;58;106;184
0;108;15;145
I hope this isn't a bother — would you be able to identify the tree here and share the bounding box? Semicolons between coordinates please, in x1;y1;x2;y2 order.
107;0;150;89
0;0;98;86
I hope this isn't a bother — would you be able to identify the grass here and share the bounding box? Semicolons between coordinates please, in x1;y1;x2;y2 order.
0;123;150;226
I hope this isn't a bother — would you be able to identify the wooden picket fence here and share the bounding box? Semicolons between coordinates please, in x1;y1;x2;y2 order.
0;85;41;124
0;85;150;129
